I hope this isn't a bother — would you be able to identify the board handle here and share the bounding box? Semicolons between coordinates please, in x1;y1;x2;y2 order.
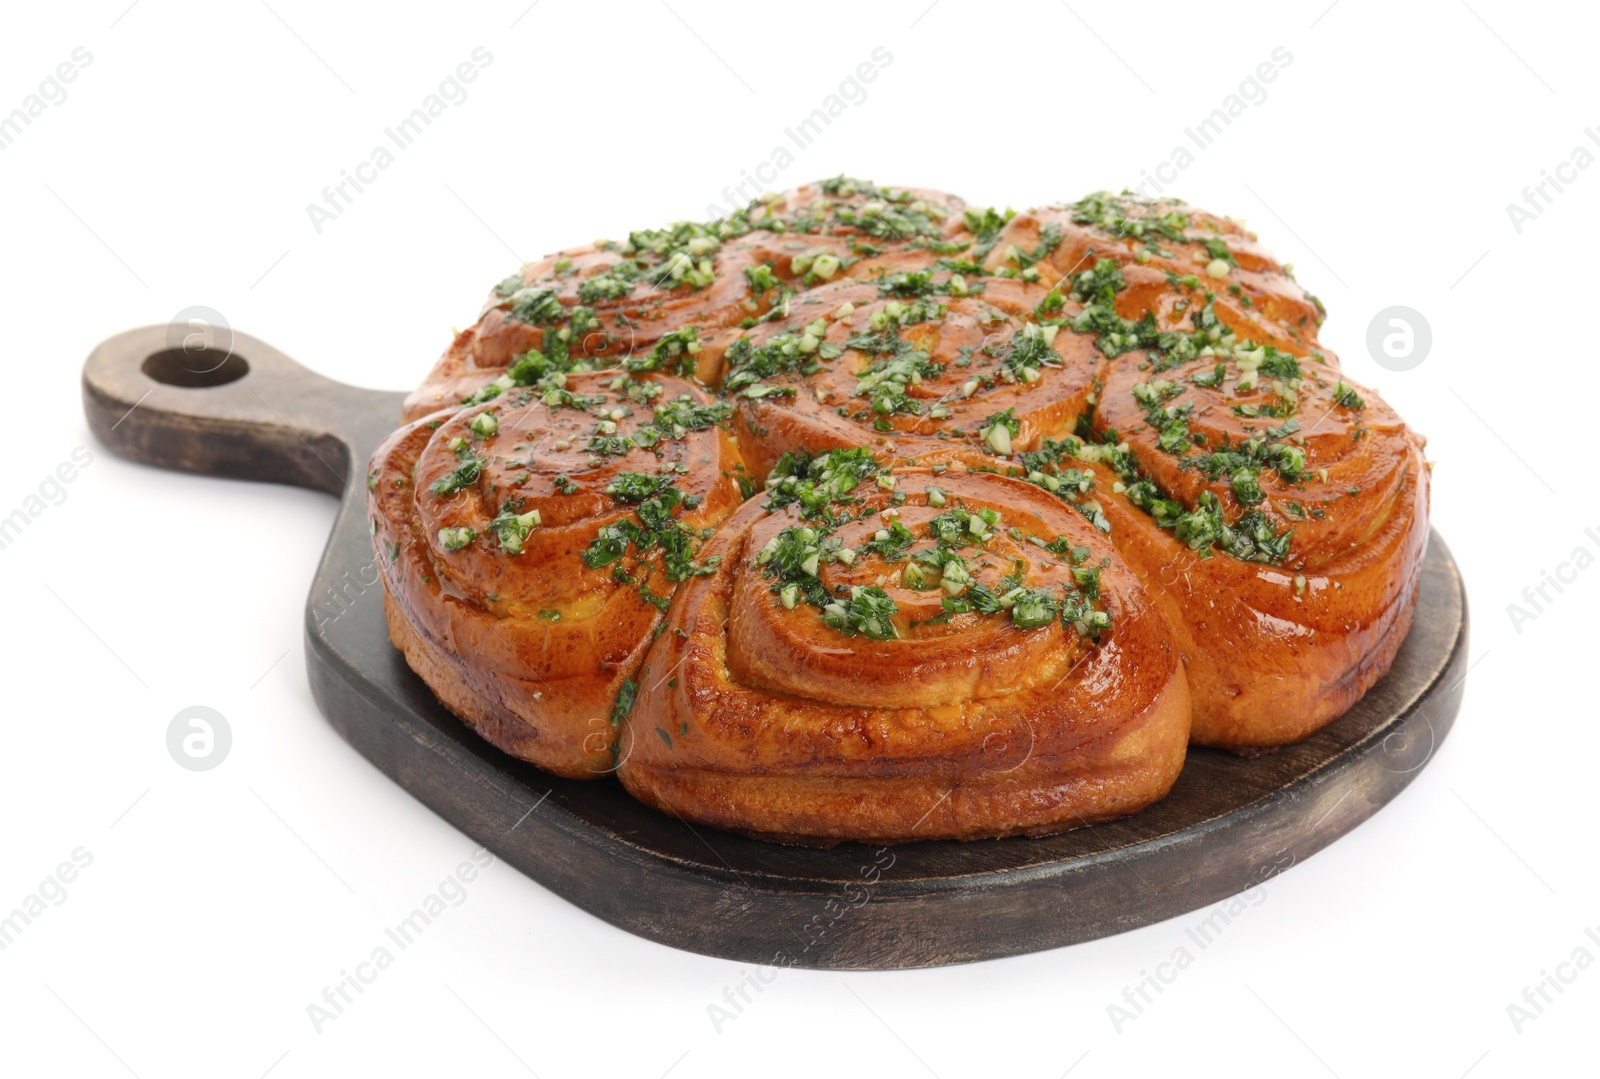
82;324;405;496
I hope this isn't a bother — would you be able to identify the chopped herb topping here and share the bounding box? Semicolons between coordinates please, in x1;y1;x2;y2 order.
1333;381;1366;410
980;408;1020;455
608;679;637;726
625;326;701;376
430;438;485;496
581;475;718;602
722;332;825;393
1071;191;1190;243
822;586;899;639
506;287;565;325
438;526;476;551
488;506;539;555
577;261;642;304
744;263;778;292
964;205;1015;259
763;447;881;524
1008;588;1059;629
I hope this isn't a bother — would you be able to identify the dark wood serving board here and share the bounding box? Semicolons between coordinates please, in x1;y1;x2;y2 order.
82;327;1469;970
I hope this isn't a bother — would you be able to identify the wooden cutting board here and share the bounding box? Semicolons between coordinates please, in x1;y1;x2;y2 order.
82;326;1469;970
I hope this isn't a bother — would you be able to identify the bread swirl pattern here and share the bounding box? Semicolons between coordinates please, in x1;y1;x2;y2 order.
370;370;744;777
618;457;1190;843
402;179;971;421
370;178;1431;840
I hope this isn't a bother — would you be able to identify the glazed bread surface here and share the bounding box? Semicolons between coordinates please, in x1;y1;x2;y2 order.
619;463;1191;844
370;178;1432;840
369;370;745;777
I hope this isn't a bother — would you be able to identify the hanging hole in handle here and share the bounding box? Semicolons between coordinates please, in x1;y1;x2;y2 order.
141;348;250;388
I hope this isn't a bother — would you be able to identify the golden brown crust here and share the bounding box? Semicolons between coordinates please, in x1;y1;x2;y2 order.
1088;449;1429;747
369;371;746;777
679;192;1429;753
371;180;1433;841
402;181;972;422
1057;241;1429;747
617;471;1192;844
983;194;1323;338
707;277;1101;481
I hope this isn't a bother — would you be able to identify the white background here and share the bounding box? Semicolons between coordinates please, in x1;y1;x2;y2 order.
1;1;1594;1075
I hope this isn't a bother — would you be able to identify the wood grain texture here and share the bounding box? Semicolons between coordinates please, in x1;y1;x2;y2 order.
83;327;1469;969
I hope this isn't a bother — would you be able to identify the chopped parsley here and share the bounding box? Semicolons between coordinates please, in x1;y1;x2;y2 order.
744;263;778;293
487;501;540;555
822;586;899;640
1008;588;1059;629
430;438;485;496
577;261;642;304
964;205;1015;259
581;475;718;601
1071;191;1190;243
506;286;565;325
1333;381;1366;410
763;447;882;524
722;332;825;393
625;326;701;376
608;679;638;726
